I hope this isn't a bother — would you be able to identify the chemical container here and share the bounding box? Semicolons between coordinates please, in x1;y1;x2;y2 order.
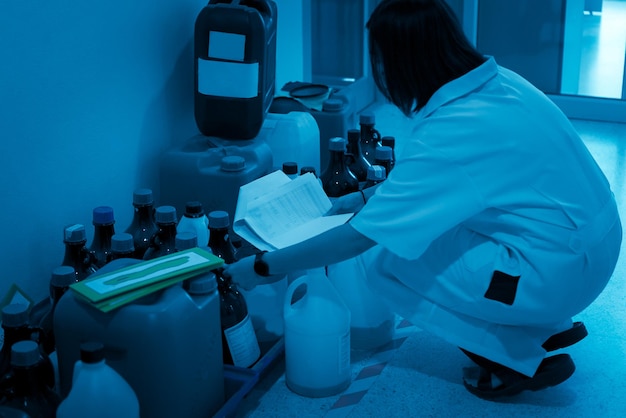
159;135;273;223
283;269;351;398
257;112;321;174
194;0;277;139
53;259;224;418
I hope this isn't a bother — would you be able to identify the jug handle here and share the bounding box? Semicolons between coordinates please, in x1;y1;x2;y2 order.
284;274;310;314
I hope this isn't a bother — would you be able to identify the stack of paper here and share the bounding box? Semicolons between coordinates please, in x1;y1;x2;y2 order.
233;171;354;252
70;248;223;312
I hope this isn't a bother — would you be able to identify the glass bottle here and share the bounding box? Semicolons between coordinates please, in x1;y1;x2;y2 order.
61;224;98;282
88;206;116;268
107;233;136;262
364;165;387;189
381;136;396;168
176;201;209;248
0;305;54;394
0;341;60;418
320;137;359;198
282;162;299;180
38;266;75;355
207;211;237;264
345;128;371;182
374;146;394;176
216;272;260;368
359;111;381;165
299;166;317;177
124;188;158;259
143;206;178;260
175;232;198;252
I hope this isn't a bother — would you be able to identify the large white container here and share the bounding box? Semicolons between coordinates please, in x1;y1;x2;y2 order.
258;111;321;174
283;270;351;398
56;342;139;418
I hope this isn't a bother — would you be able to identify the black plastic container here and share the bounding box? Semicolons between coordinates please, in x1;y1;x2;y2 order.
194;0;277;139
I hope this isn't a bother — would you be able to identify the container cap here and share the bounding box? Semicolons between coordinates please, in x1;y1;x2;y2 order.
184;201;205;218
50;266;77;289
92;206;115;225
375;145;392;160
208;210;230;229
133;188;154;206
155;206;177;224
347;129;360;142
64;224;86;243
282;162;298;175
10;341;40;367
328;137;347;152
360;112;376;125
1;303;29;327
187;273;217;295
322;98;344;112
367;165;387;181
176;232;198;251
300;166;317;176
381;136;396;148
80;341;105;364
220;155;246;172
111;233;135;254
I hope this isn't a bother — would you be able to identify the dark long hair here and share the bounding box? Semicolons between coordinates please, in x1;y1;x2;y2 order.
367;0;486;116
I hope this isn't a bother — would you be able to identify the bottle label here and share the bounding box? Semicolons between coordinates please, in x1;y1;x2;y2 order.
197;58;258;99
224;314;260;368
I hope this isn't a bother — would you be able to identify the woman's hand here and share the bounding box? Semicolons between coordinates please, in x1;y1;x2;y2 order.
326;191;366;215
222;255;258;291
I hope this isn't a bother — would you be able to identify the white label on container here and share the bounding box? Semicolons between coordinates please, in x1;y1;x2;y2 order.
209;31;245;61
338;330;350;373
224;314;261;368
197;58;259;99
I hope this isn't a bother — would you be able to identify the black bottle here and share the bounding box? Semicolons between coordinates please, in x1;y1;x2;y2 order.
61;224;98;282
359;112;382;165
300;166;317;177
88;206;116;268
107;233;137;263
320;137;359;198
364;165;387;189
124;188;159;259
374;146;394;176
0;305;54;394
345;128;371;182
216;271;260;368
207;211;238;264
143;206;178;260
381;136;396;168
282;162;299;179
0;341;60;418
37;266;75;355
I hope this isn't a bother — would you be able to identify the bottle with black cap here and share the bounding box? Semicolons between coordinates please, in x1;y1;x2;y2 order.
0;341;60;418
177;201;209;247
56;341;139;418
282;162;299;180
143;206;178;260
124;188;158;259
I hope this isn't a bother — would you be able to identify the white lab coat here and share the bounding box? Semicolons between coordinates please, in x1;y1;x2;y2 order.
349;57;622;376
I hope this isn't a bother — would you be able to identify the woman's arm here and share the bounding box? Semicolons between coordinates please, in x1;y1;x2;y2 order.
223;222;376;290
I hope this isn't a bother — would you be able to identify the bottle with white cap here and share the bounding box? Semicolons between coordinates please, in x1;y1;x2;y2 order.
107;233;136;262
56;341;139;418
61;224;98;282
124;188;158;259
320;137;359;198
364;165;387;189
374;145;394;176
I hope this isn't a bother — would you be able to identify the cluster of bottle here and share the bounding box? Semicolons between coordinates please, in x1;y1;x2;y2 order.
319;111;395;198
0;189;261;416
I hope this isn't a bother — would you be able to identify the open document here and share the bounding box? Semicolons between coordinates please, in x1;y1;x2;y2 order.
233;171;353;251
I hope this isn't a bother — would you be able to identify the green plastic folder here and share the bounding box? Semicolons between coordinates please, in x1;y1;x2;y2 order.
70;248;224;312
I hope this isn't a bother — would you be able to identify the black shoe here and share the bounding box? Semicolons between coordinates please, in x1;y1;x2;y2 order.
542;321;588;351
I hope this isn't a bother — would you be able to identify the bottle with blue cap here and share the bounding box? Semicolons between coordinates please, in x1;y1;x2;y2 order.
61;224;98;282
0;340;60;418
124;188;158;259
143;206;178;260
88;206;116;268
374;145;394;176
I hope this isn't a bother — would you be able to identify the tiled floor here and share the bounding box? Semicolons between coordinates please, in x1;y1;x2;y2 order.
231;104;626;417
